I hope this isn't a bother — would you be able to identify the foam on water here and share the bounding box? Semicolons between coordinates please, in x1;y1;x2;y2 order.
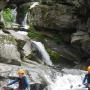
45;69;87;90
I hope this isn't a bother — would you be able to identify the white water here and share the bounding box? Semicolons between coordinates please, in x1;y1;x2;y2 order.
0;11;5;24
22;13;28;26
11;8;17;23
22;13;29;29
7;63;88;90
44;69;87;90
31;41;53;66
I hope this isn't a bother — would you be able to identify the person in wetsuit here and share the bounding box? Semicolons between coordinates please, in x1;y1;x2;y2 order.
6;69;32;90
83;66;90;89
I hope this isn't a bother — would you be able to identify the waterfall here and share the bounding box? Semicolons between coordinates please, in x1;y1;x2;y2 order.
31;41;53;66
21;13;29;30
22;13;28;26
11;8;17;23
0;11;5;24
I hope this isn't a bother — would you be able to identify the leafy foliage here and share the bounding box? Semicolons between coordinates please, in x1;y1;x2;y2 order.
3;8;13;22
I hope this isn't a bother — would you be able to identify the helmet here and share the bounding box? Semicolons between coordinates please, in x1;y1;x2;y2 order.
87;66;90;72
17;69;26;75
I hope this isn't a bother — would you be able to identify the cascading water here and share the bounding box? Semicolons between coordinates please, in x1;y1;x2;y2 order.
0;11;5;24
11;8;17;23
22;13;28;26
43;68;87;90
31;41;53;66
21;12;29;30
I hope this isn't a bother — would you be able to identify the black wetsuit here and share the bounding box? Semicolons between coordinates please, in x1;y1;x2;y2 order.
83;74;90;84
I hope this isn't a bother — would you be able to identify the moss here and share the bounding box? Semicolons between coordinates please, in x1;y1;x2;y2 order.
46;48;60;64
53;34;64;44
28;25;49;41
28;25;64;45
28;26;43;40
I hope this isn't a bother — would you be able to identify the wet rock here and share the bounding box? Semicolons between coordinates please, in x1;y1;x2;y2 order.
31;83;46;90
71;31;89;43
0;0;8;11
58;44;83;64
59;48;79;64
29;4;76;31
82;38;90;54
7;30;32;57
0;63;13;78
3;83;46;90
0;32;21;65
7;30;29;41
0;22;5;29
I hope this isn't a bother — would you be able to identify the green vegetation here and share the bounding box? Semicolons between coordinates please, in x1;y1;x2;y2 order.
28;25;42;40
46;48;60;64
28;25;63;44
3;8;13;22
28;25;48;40
53;34;63;44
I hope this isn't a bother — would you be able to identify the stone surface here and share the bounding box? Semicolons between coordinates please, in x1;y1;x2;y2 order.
29;4;76;31
0;31;21;65
0;0;8;11
71;31;89;43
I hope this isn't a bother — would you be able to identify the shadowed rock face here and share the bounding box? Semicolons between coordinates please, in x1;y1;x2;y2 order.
8;0;32;5
0;0;8;11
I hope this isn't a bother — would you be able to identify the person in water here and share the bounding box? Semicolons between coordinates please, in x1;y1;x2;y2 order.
6;69;32;90
83;66;90;89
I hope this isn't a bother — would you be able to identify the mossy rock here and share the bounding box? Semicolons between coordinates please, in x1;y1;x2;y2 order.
28;25;50;41
46;48;60;64
0;22;4;29
29;4;76;31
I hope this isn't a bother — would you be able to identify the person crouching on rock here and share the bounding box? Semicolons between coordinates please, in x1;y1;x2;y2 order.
7;69;31;90
83;66;90;89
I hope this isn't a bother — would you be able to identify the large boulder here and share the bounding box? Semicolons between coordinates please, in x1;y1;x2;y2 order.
29;0;84;32
29;4;76;31
0;31;21;65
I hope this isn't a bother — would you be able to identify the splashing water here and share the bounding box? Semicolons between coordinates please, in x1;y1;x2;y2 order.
31;41;53;66
44;69;87;90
